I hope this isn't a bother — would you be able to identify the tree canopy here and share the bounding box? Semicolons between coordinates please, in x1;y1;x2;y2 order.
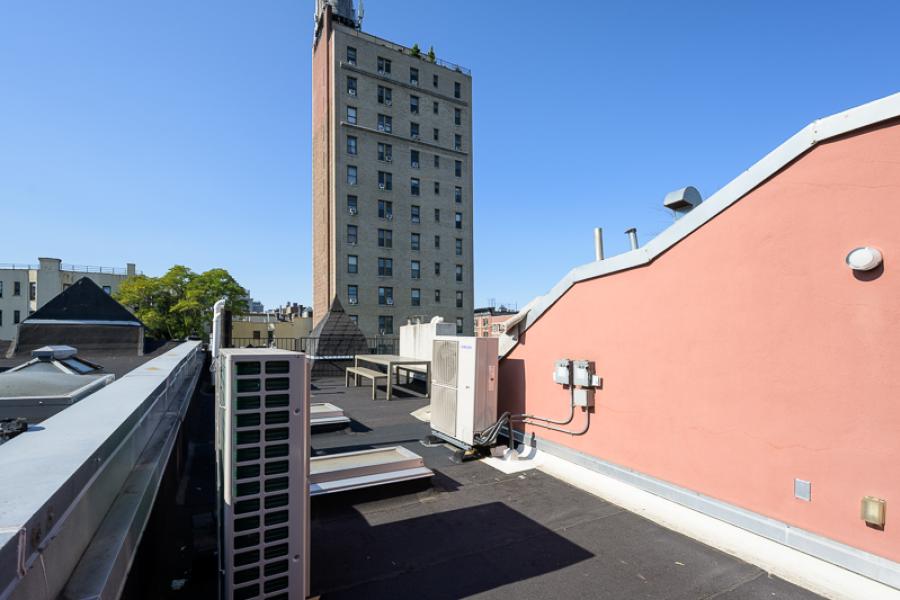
114;265;248;339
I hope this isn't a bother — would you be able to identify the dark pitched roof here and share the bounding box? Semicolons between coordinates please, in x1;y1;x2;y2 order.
309;297;369;357
26;277;141;324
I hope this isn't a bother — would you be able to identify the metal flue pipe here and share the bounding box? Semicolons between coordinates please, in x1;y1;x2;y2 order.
593;227;604;261
625;228;639;250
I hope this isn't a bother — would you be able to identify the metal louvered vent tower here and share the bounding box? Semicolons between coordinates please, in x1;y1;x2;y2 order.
216;348;310;600
429;336;499;448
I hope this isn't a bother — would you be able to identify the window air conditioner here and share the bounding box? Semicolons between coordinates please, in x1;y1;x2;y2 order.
349;298;358;304
349;88;356;96
379;183;386;190
412;162;419;169
349;207;358;215
378;125;385;131
385;100;392;106
412;135;419;140
386;298;394;305
386;156;393;162
386;214;393;221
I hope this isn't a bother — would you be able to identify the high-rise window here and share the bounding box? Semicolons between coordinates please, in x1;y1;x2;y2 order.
346;224;358;244
377;199;393;219
349;314;358;325
455;212;463;229
378;257;393;276
410;67;419;85
347;165;357;185
0;281;3;297
411;260;421;279
347;255;358;273
434;208;440;222
455;238;463;256
454;81;461;98
14;310;20;325
455;264;463;282
410;122;419;138
378;315;394;334
347;106;357;124
347;285;359;305
347;135;357;155
410;178;420;196
377;114;392;133
347;195;358;214
378;286;394;305
434;154;440;168
378;142;392;162
378;171;392;190
434;262;441;276
456;317;463;334
347;76;357;96
377;56;391;75
411;288;421;306
433;74;439;87
454;108;461;125
410;95;419;114
0;310;2;325
433;128;439;141
433;101;439;115
346;46;357;65
411;233;420;251
434;235;441;249
377;86;392;105
455;186;462;203
434;181;440;195
456;291;463;308
455;160;462;177
411;205;420;223
410;150;420;168
454;134;462;151
13;282;20;296
378;228;393;248
435;289;441;303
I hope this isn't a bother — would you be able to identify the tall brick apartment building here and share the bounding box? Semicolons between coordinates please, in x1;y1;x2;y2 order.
312;0;474;338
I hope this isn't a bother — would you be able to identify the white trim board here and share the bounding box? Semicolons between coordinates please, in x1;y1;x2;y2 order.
501;91;900;354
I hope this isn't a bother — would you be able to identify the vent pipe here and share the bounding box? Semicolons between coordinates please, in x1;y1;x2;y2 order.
625;228;639;250
663;186;702;218
593;228;604;261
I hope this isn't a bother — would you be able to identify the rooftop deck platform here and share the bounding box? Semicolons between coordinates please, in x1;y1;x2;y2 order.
308;377;822;599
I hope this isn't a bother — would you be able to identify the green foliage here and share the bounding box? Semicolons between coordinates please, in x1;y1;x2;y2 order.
426;46;436;62
114;265;248;339
410;43;421;57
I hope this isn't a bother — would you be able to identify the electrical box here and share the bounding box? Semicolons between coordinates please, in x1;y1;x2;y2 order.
553;359;572;385
573;388;595;408
572;360;594;387
216;348;310;600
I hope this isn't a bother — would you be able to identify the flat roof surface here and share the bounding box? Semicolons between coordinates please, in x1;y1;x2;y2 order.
309;378;822;599
0;340;179;378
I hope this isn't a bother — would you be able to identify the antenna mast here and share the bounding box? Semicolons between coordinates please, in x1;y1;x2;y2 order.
356;0;365;29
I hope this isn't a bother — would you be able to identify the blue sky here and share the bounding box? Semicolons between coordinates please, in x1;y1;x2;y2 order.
2;1;899;310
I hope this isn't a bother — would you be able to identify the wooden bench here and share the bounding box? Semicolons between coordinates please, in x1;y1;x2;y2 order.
345;366;389;400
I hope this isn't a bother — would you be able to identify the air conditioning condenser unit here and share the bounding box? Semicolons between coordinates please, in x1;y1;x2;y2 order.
429;336;498;448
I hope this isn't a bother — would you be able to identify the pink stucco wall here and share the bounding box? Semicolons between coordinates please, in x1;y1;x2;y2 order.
500;120;900;563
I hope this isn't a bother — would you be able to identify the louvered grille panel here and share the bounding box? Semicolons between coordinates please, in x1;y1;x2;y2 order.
430;383;457;438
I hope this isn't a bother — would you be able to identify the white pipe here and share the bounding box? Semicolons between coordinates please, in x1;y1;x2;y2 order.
211;299;227;359
594;227;604;261
625;228;639;250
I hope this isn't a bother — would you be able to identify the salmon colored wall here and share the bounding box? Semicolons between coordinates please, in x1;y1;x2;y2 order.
500;121;900;563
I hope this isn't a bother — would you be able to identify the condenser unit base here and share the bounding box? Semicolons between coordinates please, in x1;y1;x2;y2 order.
309;446;433;496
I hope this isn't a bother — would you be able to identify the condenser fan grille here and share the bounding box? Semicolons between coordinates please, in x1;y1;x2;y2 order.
432;340;458;387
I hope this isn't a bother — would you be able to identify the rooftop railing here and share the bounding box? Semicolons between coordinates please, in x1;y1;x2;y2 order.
60;264;133;275
346;28;471;76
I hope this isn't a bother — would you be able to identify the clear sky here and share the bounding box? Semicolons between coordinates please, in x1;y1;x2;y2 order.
2;1;899;310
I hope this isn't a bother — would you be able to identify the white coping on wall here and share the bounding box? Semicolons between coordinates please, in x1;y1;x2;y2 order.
497;432;900;598
500;91;900;355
